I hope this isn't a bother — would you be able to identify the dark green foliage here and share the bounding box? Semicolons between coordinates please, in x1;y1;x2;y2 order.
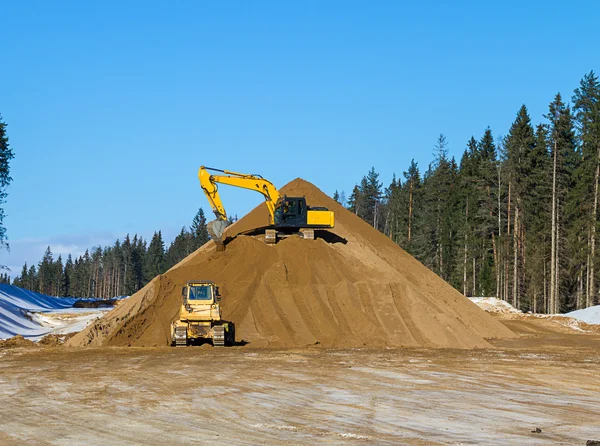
10;71;600;313
191;207;210;250
144;231;165;282
0;115;14;249
333;190;340;203
165;227;193;269
339;72;600;313
13;208;212;298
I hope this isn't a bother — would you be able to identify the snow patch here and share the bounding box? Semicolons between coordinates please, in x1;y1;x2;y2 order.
249;423;298;431
469;297;522;314
567;305;600;325
337;432;369;439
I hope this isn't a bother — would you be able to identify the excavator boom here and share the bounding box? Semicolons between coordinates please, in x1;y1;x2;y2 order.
199;166;281;248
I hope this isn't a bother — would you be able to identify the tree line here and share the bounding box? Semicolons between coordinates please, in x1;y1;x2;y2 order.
335;70;600;314
12;209;212;298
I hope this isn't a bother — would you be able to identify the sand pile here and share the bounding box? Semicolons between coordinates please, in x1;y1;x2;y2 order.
67;179;515;349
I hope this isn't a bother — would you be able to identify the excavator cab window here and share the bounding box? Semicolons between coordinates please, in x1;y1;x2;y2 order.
283;199;296;216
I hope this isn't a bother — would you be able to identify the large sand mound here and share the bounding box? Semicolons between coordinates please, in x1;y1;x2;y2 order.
67;179;514;349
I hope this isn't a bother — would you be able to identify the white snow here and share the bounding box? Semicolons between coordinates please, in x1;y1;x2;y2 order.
470;296;600;329
469;297;522;314
566;305;600;325
0;283;114;341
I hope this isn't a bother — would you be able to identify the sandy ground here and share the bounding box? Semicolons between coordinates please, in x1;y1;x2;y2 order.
1;319;599;445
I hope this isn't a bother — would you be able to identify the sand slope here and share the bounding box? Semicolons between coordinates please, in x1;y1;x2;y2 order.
67;179;514;348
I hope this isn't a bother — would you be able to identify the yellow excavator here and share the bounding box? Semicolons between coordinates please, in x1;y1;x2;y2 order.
198;166;335;250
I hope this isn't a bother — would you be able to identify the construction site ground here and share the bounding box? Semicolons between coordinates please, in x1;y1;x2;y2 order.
1;317;599;446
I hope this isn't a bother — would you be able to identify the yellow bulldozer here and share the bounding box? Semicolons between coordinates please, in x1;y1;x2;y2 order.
198;166;335;250
171;281;235;347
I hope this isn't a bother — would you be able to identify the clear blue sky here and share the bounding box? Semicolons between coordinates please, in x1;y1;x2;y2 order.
1;0;598;276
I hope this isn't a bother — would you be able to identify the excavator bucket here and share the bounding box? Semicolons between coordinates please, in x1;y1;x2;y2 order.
207;220;228;251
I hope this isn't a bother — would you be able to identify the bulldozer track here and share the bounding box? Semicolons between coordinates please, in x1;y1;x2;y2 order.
213;325;225;347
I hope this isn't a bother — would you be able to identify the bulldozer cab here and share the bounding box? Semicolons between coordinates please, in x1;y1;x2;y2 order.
182;281;219;305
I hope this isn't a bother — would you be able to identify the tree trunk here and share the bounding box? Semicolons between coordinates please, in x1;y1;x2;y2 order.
555;197;560;314
589;145;600;307
513;204;519;308
408;179;413;242
472;257;476;295
507;180;512;302
543;261;547;314
463;201;468;296
550;141;557;314
586;238;591;310
497;167;502;299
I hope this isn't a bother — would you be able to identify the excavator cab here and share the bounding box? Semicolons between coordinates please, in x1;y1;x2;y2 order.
274;196;307;227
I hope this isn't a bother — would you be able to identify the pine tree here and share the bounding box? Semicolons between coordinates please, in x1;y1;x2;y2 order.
0;115;14;250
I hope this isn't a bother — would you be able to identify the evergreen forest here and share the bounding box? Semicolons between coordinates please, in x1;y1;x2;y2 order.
12;71;600;314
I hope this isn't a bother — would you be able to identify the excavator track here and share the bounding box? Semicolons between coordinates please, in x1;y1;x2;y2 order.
300;228;314;240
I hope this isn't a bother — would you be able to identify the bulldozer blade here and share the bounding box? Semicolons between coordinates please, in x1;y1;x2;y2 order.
207;220;228;250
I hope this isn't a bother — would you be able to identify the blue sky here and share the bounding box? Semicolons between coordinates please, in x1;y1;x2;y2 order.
1;0;598;277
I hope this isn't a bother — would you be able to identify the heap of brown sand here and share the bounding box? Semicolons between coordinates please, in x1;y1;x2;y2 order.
67;179;515;349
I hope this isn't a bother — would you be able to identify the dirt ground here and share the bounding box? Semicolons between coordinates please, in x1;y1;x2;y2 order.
1;318;599;445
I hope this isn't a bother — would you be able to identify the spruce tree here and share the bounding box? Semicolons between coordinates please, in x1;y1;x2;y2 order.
504;106;536;308
166;227;193;269
190;208;210;250
54;255;65;296
17;263;28;289
546;93;578;313
144;231;165;282
37;247;54;295
333;190;340;204
364;167;383;229
346;185;362;215
27;265;37;292
572;71;600;307
402;159;421;252
64;255;73;297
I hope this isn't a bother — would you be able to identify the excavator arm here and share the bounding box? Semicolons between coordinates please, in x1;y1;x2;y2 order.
198;166;281;248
